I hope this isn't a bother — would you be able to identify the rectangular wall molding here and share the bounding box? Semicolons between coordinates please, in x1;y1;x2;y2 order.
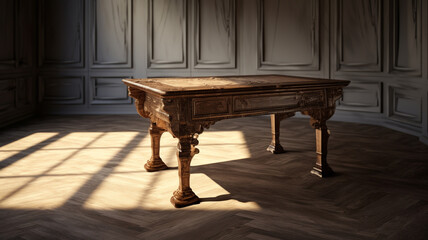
338;81;382;113
0;79;16;113
390;0;422;76
39;0;85;68
90;77;132;105
39;76;85;104
15;77;34;108
389;86;422;125
335;0;382;72
258;0;320;71
148;0;187;69
0;1;16;69
194;0;236;69
90;0;133;68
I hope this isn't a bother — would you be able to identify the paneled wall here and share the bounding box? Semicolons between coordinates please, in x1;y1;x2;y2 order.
0;0;37;127
0;0;427;144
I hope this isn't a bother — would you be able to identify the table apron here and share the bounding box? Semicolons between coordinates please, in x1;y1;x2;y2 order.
191;90;327;120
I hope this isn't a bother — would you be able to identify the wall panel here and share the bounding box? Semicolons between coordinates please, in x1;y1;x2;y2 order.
89;77;132;104
90;0;132;68
39;76;85;104
338;81;382;112
17;0;35;69
390;0;421;76
335;0;382;72
148;0;187;69
0;80;16;114
0;1;16;69
194;0;236;69
258;0;319;71
39;0;85;68
15;77;34;108
388;86;422;125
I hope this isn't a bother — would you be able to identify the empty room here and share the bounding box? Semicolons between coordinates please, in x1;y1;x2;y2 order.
1;0;428;239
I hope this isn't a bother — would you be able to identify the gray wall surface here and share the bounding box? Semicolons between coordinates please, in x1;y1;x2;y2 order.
0;0;427;144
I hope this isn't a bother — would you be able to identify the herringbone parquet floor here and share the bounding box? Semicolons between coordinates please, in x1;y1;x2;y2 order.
0;115;427;240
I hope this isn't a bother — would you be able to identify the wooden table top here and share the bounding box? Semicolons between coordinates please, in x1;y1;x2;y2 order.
123;75;350;96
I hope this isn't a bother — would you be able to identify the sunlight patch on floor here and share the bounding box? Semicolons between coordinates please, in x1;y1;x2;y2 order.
47;132;140;175
83;172;261;211
0;129;255;211
0;132;143;209
0;175;90;209
151;131;251;167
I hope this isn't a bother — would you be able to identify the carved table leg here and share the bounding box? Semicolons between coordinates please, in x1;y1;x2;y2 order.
144;122;168;172
170;135;201;208
302;107;336;178
311;121;334;177
267;113;294;154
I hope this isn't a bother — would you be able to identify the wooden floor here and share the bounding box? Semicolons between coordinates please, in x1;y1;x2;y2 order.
0;115;427;240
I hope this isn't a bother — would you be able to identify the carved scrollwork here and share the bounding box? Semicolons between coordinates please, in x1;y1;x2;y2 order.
301;107;336;129
128;87;151;119
128;86;144;99
169;121;216;140
326;87;343;107
298;91;325;108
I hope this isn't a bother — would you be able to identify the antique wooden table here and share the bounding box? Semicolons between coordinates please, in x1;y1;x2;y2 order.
123;75;350;208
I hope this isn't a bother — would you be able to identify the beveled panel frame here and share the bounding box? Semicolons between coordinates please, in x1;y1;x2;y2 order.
257;0;320;71
337;81;382;113
335;0;382;72
0;0;17;69
194;0;236;69
15;77;34;108
89;76;133;105
0;79;16;113
388;86;422;125
90;0;133;68
390;0;422;76
147;0;187;69
39;76;85;104
38;0;85;68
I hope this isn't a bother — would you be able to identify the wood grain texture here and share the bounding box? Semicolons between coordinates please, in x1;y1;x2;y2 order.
0;115;428;239
123;75;349;96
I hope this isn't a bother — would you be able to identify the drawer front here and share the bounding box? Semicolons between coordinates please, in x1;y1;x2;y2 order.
191;90;326;120
298;90;326;109
233;93;298;112
192;96;230;118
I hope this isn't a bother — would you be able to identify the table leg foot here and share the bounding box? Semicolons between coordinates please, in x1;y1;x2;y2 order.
145;122;168;172
144;157;168;172
268;113;293;154
170;189;200;208
311;164;334;178
266;143;286;154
